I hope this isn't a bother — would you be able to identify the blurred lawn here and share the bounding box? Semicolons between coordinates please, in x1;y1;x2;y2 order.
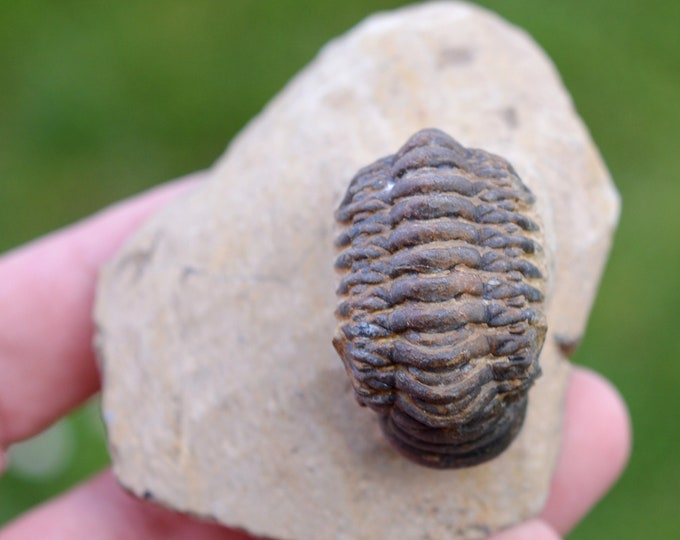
1;1;678;537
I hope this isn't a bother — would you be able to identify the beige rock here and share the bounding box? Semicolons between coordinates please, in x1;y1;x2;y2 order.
95;2;619;539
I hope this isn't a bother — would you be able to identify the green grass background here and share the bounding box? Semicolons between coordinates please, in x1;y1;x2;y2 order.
1;1;678;537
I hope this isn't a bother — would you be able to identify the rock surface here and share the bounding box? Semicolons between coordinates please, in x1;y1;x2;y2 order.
95;2;620;539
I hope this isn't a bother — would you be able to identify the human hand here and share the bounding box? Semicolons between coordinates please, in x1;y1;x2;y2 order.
0;174;630;539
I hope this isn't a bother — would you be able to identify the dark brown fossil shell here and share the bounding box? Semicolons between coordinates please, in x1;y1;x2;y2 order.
333;128;547;469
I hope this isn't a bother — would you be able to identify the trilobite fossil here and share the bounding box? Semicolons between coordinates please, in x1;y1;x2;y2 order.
333;128;547;469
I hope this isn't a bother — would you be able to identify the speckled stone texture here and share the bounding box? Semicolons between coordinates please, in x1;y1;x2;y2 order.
95;2;620;539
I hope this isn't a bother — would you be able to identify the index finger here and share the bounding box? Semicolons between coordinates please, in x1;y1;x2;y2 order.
0;173;202;457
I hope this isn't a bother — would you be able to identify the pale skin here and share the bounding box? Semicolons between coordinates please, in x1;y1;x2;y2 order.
0;173;631;540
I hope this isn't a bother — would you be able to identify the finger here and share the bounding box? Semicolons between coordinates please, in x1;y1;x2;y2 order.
540;366;631;535
489;519;560;540
0;470;257;540
0;368;628;539
0;174;203;453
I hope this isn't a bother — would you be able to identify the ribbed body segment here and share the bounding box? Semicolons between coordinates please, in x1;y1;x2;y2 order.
333;129;547;468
